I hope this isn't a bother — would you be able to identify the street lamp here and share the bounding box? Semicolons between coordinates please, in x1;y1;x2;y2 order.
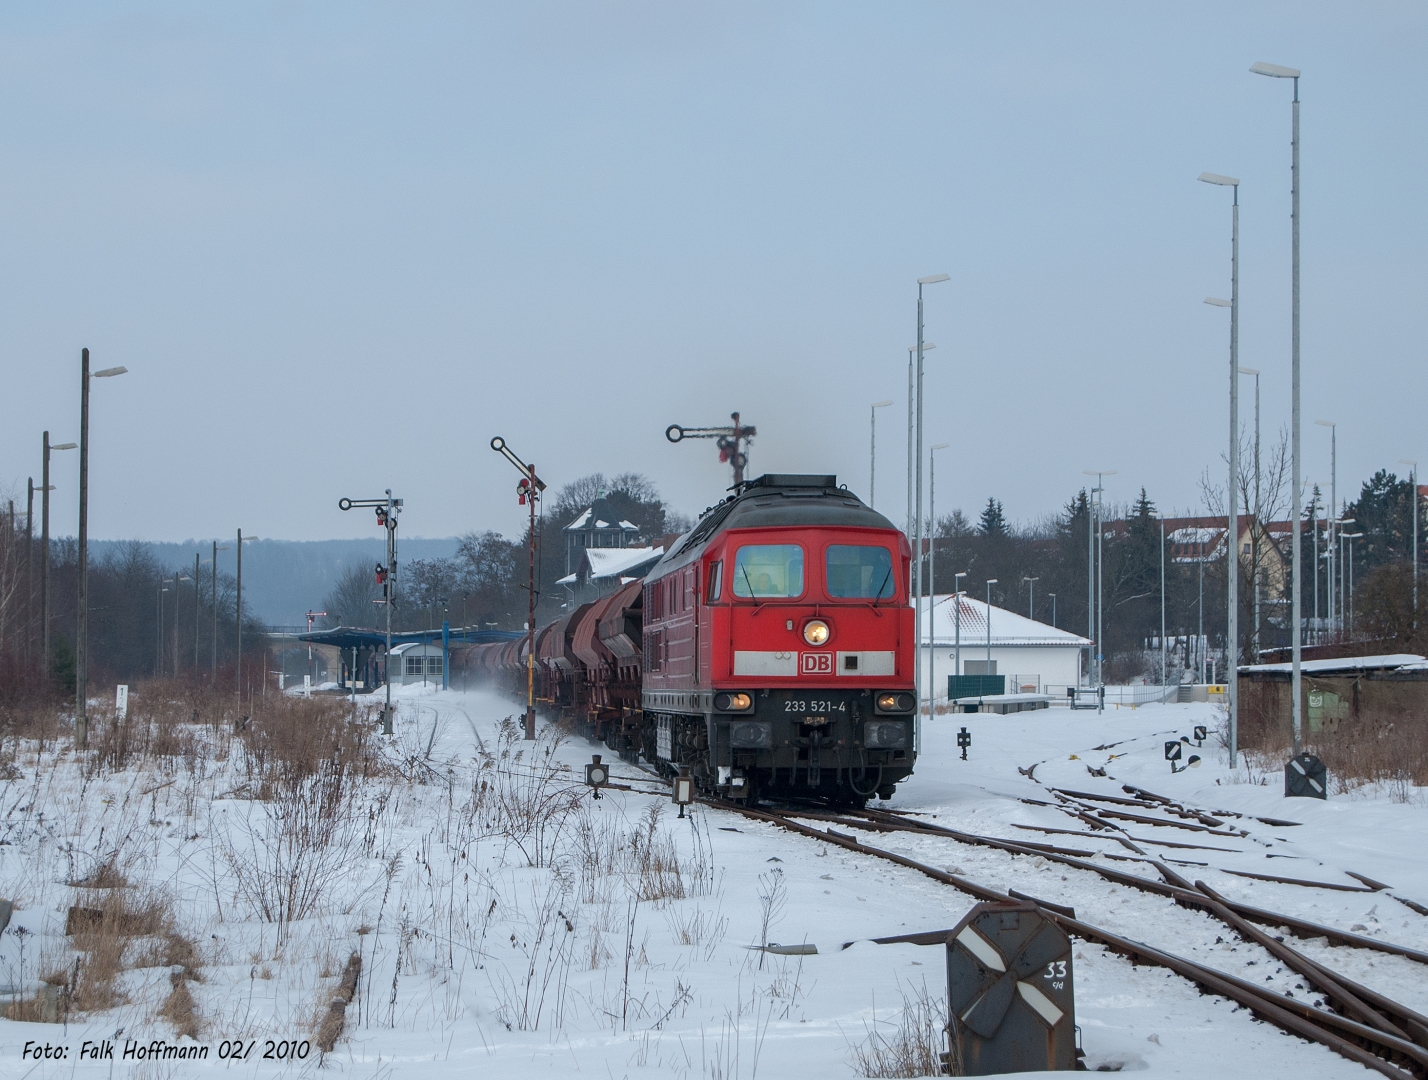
1401;459;1418;622
870;400;894;510
211;541;230;679
1343;532;1365;637
1022;577;1038;621
906;342;934;539
1315;420;1337;633
984;579;998;676
1082;470;1115;686
76;351;129;749
1201;167;1241;767
192;552;204;673
1241;366;1261;659
953;570;968;686
174;573;192;677
236;531;259;700
928;442;949;712
41;434;76;676
1152;514;1166;687
157;578;171;676
1336;518;1356;632
913;274;950;719
1048;593;1056;629
1252;58;1305;761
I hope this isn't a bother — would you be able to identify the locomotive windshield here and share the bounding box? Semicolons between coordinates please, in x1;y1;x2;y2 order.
825;544;895;598
731;544;804;598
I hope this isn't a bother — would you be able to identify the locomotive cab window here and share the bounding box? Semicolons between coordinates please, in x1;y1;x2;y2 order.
707;561;722;602
825;545;896;598
731;545;804;598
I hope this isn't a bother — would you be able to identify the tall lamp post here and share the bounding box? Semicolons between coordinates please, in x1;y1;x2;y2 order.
157;578;170;676
1022;577;1038;621
1241;366;1261;658
1400;459;1418;624
1336;517;1355;630
41;433;76;674
928;442;950;711
952;571;967;688
75;350;128;750
211;540;229;679
913;274;949;721
1201;167;1240;768
906;343;934;539
1343;532;1365;636
984;579;998;676
869;400;893;510
491;437;546;740
1315;420;1337;633
1154;514;1167;686
192;552;202;673
1048;593;1056;629
1252;59;1304;761
1082;470;1115;686
235;531;258;700
174;572;191;678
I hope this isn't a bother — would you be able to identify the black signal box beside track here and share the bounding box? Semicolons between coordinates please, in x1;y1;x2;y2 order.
945;900;1076;1074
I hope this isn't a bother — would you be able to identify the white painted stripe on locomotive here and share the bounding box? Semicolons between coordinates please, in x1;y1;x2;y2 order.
732;651;798;676
835;651;896;676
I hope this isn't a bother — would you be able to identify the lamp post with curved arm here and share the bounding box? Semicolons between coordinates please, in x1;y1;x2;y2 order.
1252;59;1305;759
76;351;129;749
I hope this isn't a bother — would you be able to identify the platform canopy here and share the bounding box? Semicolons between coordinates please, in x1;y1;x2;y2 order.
272;626;522;652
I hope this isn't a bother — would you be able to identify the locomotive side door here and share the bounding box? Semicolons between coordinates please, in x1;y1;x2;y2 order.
683;566;700;684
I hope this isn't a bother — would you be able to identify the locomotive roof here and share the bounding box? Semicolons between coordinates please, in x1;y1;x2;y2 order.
655;473;897;574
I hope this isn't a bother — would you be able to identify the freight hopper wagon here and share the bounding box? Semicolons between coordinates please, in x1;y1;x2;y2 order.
466;474;918;806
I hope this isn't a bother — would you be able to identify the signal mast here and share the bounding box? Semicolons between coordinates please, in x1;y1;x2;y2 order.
666;412;756;487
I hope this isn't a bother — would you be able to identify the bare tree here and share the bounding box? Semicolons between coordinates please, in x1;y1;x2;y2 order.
322;564;380;629
1200;424;1294;657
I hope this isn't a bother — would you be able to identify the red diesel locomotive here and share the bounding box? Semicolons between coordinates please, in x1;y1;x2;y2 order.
465;473;917;805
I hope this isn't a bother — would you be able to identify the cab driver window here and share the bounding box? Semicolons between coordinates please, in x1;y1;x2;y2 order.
731;545;804;598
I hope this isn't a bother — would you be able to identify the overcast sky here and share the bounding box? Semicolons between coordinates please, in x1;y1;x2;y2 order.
2;2;1424;544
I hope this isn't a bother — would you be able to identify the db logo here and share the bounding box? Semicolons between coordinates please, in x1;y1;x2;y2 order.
801;652;833;675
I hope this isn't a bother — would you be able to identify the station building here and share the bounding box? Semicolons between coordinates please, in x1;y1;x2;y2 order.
916;594;1092;704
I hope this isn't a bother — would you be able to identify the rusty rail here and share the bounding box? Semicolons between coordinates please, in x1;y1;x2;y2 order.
712;801;1422;1078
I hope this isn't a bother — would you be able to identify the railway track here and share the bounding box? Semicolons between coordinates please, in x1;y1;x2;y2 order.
699;796;1428;1078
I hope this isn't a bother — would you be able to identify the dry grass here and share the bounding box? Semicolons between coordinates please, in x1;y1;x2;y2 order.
849;981;950;1079
1236;696;1428;800
158;971;200;1040
66;887;178;1012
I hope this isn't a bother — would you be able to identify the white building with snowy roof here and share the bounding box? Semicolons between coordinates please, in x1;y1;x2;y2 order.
563;499;643;574
917;594;1092;702
556;544;665;597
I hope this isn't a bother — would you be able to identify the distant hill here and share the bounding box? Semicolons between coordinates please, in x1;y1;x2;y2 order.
88;537;462;629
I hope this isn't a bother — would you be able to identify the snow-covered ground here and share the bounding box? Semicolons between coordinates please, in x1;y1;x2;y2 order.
1;685;1424;1077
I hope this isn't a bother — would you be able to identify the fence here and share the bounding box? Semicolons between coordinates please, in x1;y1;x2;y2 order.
1098;683;1181;707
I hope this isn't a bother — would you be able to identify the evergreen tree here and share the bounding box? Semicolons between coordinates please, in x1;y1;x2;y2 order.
1345;470;1414;571
979;497;1006;537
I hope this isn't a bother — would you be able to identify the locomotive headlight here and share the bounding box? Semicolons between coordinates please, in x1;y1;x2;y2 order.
714;692;753;712
874;692;915;714
803;619;830;646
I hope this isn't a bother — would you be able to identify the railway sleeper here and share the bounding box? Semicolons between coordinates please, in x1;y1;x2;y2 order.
724;803;1422;1080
